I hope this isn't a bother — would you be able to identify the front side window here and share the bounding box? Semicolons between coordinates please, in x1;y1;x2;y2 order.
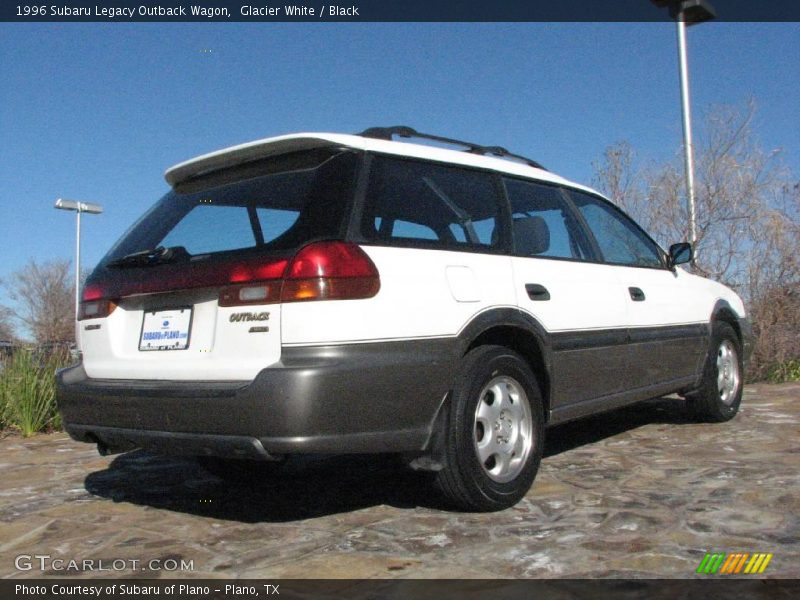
360;155;504;250
568;190;664;268
503;178;592;260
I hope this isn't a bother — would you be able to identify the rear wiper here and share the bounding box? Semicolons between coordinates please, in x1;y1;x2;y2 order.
106;246;189;269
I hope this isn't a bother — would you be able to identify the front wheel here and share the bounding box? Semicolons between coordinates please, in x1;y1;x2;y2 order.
685;321;743;422
434;345;544;512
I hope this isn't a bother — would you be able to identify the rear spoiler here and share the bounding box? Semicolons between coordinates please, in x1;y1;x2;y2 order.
164;135;343;187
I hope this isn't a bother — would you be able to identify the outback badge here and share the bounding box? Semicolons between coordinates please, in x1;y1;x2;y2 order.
229;312;270;323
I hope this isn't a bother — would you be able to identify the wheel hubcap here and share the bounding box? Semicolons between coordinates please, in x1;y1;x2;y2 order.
473;375;534;483
716;340;740;405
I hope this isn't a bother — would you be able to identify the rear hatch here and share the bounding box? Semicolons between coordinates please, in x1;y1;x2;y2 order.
79;146;359;381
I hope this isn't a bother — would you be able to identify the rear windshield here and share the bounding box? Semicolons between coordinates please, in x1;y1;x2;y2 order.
100;148;358;267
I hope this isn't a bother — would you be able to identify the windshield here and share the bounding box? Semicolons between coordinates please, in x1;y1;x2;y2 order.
99;148;358;268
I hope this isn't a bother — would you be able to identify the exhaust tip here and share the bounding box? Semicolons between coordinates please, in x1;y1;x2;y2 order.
84;432;110;456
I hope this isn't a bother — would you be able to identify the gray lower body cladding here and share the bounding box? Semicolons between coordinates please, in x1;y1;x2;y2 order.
57;340;458;458
739;318;754;366
57;315;742;460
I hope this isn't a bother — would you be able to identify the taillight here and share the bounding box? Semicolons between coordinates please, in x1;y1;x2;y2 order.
280;241;380;302
85;242;378;309
82;283;105;301
219;282;279;307
78;284;117;320
78;299;116;320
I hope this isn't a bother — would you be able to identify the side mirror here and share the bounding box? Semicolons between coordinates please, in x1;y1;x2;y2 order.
668;242;693;268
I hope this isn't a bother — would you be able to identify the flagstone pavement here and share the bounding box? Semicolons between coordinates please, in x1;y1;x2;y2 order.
1;383;798;579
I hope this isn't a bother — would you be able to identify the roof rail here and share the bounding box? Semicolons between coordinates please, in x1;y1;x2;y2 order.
358;126;546;171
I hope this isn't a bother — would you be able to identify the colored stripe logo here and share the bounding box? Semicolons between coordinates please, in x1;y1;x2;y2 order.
696;552;773;574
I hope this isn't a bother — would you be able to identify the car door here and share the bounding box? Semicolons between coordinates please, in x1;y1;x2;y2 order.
334;154;517;344
566;189;708;390
504;177;630;410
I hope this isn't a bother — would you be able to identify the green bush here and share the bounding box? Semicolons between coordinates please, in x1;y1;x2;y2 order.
766;359;800;384
0;347;73;436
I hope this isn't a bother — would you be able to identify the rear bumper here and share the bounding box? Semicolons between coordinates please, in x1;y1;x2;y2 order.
57;340;456;458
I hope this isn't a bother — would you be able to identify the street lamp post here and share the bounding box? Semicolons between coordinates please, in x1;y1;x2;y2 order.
651;0;716;265
54;198;103;321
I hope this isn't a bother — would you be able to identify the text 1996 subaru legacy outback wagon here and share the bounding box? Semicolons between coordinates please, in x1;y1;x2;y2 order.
57;127;752;511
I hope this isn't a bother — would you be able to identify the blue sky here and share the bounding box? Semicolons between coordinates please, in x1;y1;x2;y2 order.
1;22;798;328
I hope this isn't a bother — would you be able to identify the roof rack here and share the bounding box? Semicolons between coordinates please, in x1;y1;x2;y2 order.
358;126;546;171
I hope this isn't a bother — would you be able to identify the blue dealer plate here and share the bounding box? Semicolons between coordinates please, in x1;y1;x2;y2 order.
139;308;192;351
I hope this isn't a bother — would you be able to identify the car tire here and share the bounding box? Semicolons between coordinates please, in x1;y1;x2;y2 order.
434;345;544;512
197;456;287;482
685;321;743;423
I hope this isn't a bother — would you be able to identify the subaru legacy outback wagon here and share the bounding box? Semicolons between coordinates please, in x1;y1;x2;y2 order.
58;127;752;511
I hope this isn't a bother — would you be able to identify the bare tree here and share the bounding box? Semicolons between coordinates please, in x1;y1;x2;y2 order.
2;260;75;344
0;306;15;341
593;102;796;288
746;182;800;379
593;101;800;379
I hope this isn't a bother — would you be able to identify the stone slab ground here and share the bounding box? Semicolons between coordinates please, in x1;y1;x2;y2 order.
1;383;798;579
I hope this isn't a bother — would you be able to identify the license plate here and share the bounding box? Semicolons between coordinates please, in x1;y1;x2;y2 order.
139;308;192;351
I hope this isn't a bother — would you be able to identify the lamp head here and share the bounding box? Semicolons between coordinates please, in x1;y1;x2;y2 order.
54;198;103;214
650;0;716;25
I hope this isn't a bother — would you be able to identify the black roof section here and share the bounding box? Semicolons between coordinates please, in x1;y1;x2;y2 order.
358;126;547;171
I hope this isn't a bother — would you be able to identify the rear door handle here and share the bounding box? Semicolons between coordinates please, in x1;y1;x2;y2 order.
629;287;646;301
525;283;550;301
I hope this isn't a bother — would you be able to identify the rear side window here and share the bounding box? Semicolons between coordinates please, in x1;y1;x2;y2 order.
568;190;663;268
360;155;504;250
503;178;592;260
100;149;357;266
256;208;301;243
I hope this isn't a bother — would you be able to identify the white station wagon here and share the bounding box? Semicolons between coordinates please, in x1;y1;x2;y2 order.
58;127;752;511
